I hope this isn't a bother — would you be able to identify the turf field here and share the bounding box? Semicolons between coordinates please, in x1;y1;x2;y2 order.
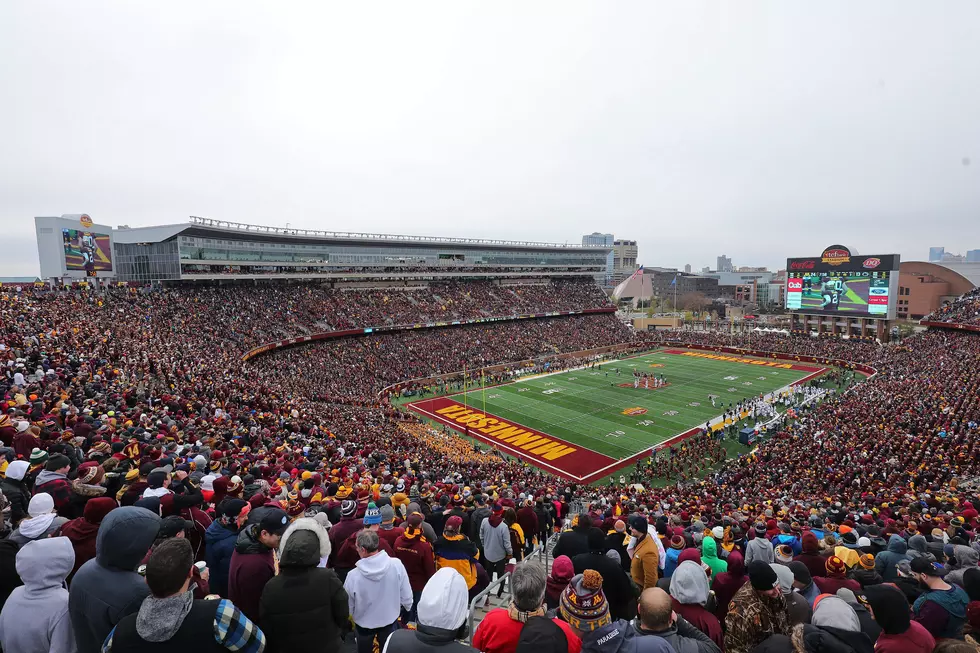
407;348;826;481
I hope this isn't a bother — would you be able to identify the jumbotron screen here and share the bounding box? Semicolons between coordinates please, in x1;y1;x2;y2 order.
785;246;899;319
63;228;113;274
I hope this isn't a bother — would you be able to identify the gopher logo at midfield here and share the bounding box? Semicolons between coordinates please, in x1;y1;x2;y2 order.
622;407;647;416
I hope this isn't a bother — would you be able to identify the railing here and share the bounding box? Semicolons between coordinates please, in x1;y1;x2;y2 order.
466;572;510;644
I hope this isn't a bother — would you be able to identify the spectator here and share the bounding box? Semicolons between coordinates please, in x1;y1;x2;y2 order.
504;508;526;563
946;545;979;589
228;507;289;626
910;556;970;641
260;517;349;652
34;454;73;517
792;594;873;653
814;556;862;595
101;538;265;652
513;616;569;653
892;560;926;606
553;513;594;560
394;512;436;620
69;506;161;653
1;460;31;525
630;515;660;591
744;525;774;567
328;499;363;571
700;537;726;580
60;496;116;581
963;567;980;637
669;559;723;648
571;529;635;621
560;569;670;653
480;504;512;599
383;568;475;653
634;587;721;653
724;561;789;653
605;521;630;574
204;498;247;598
663;535;685;579
863;584;935;653
533;497;553;552
0;537;75;653
770;564;812;628
546;555;575;612
794;532;827;580
711;548;746;622
473;560;581;653
849;553;883;588
0;539;22;614
344;529;413;653
9;493;68;545
470;494;491;555
378;504;404;549
434;515;481;596
788;561;820;607
875;535;911;583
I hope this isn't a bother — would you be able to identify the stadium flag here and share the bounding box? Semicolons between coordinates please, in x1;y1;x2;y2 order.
482;368;486;418
670;275;677;286
462;363;467;412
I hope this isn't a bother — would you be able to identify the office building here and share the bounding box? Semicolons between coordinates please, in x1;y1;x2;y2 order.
929;247;945;262
716;255;733;272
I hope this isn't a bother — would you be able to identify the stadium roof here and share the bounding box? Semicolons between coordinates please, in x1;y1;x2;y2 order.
113;216;609;252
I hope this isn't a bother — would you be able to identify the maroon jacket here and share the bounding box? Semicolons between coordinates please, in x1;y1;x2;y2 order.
814;574;862;595
327;515;363;567
334;529;393;573
516;506;538;540
35;474;73;517
60;517;99;581
711;550;748;623
13;431;40;460
392;534;436;592
378;525;405;551
228;524;277;625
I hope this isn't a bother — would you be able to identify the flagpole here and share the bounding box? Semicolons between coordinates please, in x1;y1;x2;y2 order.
463;362;467;412
482;368;486;417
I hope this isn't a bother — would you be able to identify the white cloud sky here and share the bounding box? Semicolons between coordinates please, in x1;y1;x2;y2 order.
2;1;979;275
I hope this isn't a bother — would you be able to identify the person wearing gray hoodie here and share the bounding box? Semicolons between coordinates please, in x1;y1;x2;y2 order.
874;535;910;582
0;537;76;653
946;544;979;589
68;506;161;653
745;530;775;567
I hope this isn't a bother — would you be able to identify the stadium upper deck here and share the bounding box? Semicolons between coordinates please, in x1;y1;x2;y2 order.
111;216;610;283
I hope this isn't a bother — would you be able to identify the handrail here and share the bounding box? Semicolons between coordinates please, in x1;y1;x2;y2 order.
467;572;511;644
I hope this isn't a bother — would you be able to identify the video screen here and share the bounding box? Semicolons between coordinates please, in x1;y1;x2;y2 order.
786;270;891;316
63;229;113;273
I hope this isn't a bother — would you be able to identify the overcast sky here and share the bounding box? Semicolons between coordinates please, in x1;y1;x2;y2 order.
2;2;979;276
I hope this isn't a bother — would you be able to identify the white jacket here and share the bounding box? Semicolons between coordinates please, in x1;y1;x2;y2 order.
343;550;413;628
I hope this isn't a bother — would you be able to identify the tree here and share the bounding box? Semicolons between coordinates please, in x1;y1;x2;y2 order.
679;292;710;313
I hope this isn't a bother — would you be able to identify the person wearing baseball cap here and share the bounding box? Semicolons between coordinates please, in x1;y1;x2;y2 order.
724;561;790;652
228;506;289;624
909;556;970;640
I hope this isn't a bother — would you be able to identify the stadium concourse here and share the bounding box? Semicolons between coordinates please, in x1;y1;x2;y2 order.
1;280;979;652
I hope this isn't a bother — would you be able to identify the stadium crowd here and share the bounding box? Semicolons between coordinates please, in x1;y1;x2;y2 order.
926;288;980;327
0;281;978;652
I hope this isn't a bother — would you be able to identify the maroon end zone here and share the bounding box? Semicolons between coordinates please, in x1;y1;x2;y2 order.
660;349;825;373
406;396;616;480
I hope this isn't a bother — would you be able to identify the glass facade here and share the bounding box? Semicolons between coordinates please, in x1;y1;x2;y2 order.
176;235;607;268
115;239;181;282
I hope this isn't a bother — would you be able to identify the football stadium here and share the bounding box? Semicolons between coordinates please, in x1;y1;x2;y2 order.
6;8;980;649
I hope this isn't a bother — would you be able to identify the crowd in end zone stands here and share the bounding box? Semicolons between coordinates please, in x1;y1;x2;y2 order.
926;288;980;327
0;281;978;653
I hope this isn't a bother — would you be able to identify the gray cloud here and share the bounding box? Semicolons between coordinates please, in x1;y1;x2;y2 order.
2;1;979;276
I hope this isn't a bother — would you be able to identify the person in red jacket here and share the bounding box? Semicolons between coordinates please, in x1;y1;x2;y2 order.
328;499;363;569
33;454;73;516
392;513;435;622
794;531;828;579
61;496;117;582
228;507;289;625
814;555;862;594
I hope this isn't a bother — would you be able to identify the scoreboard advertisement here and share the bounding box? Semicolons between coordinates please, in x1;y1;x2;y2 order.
785;245;899;320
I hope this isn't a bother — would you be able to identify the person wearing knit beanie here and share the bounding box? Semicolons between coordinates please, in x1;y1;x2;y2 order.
814;555;863;595
560;569;612;635
28;448;48;467
363;502;382;527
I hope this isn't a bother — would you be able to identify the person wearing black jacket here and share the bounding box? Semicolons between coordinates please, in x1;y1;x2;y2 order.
533;497;553;549
572;528;636;620
605;521;631;573
469;496;491;557
260;517;349;652
553;513;598;560
0;461;31;525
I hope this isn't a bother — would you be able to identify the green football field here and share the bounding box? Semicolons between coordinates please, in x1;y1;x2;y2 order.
441;350;821;461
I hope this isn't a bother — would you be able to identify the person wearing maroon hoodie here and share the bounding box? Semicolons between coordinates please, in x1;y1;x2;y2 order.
814;555;862;594
0;415;17;447
794;531;828;579
61;496;117;582
328;499;363;568
516;499;539;557
711;549;747;623
12;422;40;460
392;513;435;622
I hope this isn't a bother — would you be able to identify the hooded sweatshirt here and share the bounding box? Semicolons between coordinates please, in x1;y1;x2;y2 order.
69;506;161;653
794;595;873;653
0;537;76;653
711;550;747;623
383;568;472;653
343;550;413;629
863;585;935;653
946;544;979;589
745;534;774;566
670;560;724;649
481;513;512;563
701;537;727;579
874;535;910;582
